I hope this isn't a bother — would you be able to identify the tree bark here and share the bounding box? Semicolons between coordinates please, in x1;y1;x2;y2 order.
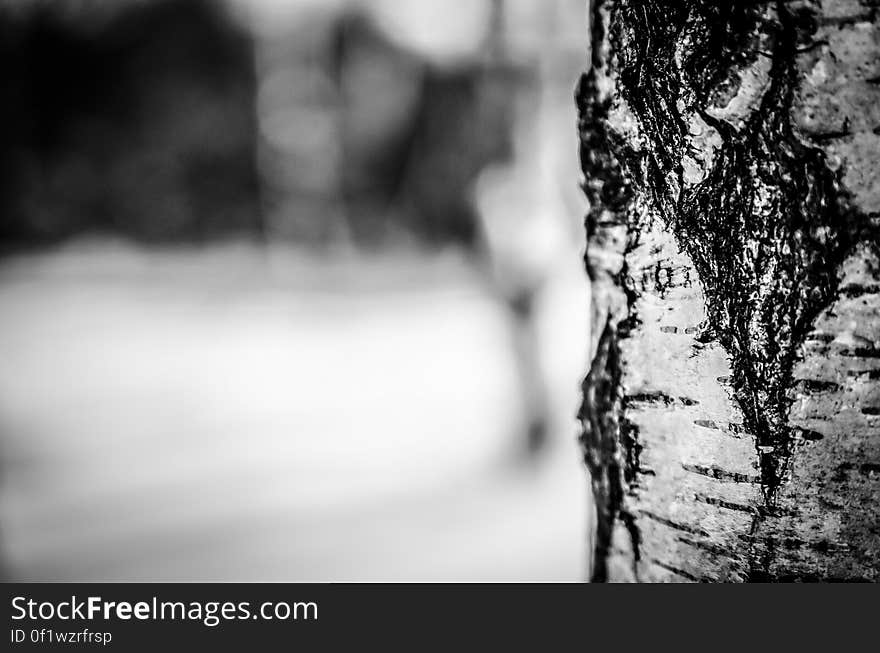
578;0;880;582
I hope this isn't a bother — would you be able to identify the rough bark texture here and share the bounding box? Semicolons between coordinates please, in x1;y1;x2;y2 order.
578;0;880;582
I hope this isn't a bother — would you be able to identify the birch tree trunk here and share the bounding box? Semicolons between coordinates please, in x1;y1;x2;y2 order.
578;0;880;582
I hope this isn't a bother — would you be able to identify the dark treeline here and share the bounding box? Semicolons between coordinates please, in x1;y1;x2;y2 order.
0;0;525;250
0;0;261;246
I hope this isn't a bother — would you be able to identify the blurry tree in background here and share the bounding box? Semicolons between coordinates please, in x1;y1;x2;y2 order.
0;0;586;256
251;4;514;248
0;0;560;251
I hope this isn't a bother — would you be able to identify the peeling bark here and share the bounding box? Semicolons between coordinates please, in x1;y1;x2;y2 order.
578;0;880;582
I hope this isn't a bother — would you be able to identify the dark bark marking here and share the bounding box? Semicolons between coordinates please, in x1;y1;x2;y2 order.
832;461;880;480
693;493;759;515
860;462;880;475
681;463;761;485
839;347;880;359
648;558;713;582
624;391;676;406
677;536;742;560
624;392;700;408
794;427;824;441
838;285;880;299
639;509;710;538
792;379;841;394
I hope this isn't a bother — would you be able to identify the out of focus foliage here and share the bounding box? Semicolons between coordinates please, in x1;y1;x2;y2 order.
0;0;261;245
0;0;528;249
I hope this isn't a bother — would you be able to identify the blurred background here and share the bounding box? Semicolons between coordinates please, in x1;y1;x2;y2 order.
0;0;591;580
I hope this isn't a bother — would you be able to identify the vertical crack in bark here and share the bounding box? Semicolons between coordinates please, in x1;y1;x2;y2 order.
578;0;880;580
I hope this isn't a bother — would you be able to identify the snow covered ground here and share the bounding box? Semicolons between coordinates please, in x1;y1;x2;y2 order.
0;241;591;581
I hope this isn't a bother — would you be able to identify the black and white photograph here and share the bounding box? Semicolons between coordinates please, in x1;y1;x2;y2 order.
0;0;877;598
